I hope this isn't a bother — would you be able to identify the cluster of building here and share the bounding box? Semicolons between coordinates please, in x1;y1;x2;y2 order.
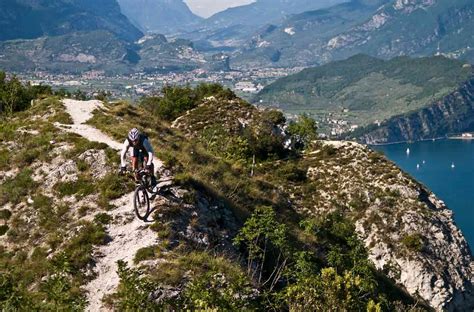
20;66;303;99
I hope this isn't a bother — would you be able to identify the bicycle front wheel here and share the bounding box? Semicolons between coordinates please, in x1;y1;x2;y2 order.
133;186;150;220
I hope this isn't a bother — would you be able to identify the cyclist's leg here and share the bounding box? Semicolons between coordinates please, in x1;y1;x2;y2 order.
132;148;140;181
143;155;157;187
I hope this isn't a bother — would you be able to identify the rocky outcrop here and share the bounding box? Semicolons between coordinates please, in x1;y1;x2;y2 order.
302;141;474;310
358;77;474;144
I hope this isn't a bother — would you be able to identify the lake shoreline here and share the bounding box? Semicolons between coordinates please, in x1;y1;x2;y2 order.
364;135;473;147
373;140;474;251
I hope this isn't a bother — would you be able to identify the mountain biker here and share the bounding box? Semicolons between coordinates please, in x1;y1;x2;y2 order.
119;128;157;188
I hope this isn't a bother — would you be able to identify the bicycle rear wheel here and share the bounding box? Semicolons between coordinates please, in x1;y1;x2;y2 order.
133;186;150;220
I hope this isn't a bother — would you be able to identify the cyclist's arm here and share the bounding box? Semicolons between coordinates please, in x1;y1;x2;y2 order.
143;139;154;166
120;139;130;168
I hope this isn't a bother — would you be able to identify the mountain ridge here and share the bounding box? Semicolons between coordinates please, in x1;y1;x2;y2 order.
117;0;202;34
0;82;472;310
0;0;143;42
232;0;474;68
256;54;473;139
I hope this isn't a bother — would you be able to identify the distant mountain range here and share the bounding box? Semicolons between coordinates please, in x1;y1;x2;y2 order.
181;0;347;50
117;0;202;34
231;0;389;67
1;0;474;75
232;0;474;68
0;32;228;75
257;54;474;142
202;0;346;29
0;0;143;42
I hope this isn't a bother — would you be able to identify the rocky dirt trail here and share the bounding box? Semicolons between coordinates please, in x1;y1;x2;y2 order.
56;99;164;311
56;99;123;151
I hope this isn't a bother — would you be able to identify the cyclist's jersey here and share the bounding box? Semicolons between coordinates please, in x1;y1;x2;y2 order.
120;134;154;167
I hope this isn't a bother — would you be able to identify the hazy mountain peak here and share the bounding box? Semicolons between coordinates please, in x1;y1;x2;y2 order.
117;0;202;34
0;0;143;42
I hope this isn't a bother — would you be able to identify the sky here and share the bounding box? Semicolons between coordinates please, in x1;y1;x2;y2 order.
184;0;255;18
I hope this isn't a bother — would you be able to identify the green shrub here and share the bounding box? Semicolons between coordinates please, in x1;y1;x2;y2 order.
0;225;9;236
134;246;157;264
140;84;236;121
94;213;112;225
98;173;133;204
244;111;287;160
112;260;158;310
67;138;109;158
401;234;424;252
199;125;251;162
234;206;289;289
76;159;90;172
0;272;36;310
0;209;12;220
276;162;307;182
15;148;41;166
0;169;35;205
0;72;53;115
62;222;107;272
32;194;69;231
0;149;9;170
287;114;318;150
284;267;381;311
54;177;95;198
184;271;258;311
150;222;172;240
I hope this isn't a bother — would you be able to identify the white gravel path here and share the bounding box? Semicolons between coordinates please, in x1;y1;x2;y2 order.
56;99;161;311
56;99;123;150
83;194;160;311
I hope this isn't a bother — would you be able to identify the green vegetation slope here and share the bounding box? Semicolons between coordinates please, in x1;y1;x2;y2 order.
257;54;473;137
0;80;472;310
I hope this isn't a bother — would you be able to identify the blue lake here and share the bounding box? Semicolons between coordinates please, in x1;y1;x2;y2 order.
373;139;474;250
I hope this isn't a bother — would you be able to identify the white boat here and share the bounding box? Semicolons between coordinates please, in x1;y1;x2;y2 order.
451;162;455;169
417;164;420;170
406;148;410;155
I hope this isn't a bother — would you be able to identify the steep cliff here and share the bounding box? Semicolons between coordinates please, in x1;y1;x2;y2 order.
357;77;474;144
300;140;474;310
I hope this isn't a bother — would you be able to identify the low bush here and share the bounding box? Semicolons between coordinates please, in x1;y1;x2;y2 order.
98;173;133;207
275;162;307;182
0;225;9;236
0;149;9;170
140;83;236;121
401;234;424;252
134;246;158;264
0;169;35;205
54;177;95;198
0;209;12;220
62;221;107;273
94;213;112;225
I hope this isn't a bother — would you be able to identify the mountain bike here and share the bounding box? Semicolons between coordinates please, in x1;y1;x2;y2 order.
133;168;154;220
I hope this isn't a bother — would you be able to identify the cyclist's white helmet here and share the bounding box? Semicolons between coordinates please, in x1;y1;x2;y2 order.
128;128;140;141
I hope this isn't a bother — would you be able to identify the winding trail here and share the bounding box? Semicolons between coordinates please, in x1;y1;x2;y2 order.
56;99;161;311
58;100;123;150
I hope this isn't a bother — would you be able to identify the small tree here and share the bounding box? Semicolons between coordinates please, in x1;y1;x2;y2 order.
287;114;318;151
234;206;289;290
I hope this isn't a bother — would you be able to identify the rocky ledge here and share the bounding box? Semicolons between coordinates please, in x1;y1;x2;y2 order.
299;141;473;310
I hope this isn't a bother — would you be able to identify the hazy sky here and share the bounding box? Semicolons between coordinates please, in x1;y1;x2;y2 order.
184;0;255;18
